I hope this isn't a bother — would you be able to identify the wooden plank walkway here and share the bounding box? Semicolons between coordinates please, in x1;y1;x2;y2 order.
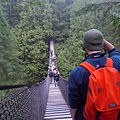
44;83;72;120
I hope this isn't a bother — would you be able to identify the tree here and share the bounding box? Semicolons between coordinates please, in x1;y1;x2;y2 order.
0;0;21;81
13;0;53;83
75;1;120;49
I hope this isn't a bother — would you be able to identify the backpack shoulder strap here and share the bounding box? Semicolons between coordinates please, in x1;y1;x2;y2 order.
79;61;96;74
105;58;113;67
79;58;113;74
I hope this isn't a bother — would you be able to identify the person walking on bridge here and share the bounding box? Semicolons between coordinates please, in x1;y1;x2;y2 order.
68;29;120;120
53;67;59;87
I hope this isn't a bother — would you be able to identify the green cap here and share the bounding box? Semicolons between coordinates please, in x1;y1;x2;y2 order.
83;29;104;51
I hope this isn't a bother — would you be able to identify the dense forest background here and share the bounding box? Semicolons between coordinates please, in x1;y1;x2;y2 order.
0;0;119;92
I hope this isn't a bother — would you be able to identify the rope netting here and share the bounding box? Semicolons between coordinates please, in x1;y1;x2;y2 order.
0;76;49;120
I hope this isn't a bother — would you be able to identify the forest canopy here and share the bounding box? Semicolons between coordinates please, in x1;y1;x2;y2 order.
0;0;119;86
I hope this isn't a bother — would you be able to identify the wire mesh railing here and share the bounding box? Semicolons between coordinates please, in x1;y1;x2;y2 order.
59;76;69;105
0;75;50;120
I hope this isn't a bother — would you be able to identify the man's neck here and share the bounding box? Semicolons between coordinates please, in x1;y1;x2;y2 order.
85;49;101;55
88;51;101;55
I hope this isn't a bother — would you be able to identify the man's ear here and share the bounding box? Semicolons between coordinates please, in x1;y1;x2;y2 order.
82;47;85;51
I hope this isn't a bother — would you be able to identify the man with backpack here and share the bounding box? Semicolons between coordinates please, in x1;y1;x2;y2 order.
68;29;120;120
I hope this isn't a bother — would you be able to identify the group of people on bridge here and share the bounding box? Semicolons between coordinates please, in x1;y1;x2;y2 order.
48;49;59;87
48;66;59;87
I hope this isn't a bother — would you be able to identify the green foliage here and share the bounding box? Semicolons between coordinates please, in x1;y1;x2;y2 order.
56;38;84;79
50;0;71;42
110;13;120;31
0;1;21;82
12;0;52;83
73;0;120;47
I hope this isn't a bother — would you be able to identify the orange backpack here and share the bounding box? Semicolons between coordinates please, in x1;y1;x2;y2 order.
79;58;120;120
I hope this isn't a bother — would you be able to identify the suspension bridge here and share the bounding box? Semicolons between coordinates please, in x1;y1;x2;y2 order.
0;41;72;120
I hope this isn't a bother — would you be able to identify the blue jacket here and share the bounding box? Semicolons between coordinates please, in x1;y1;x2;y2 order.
68;48;120;120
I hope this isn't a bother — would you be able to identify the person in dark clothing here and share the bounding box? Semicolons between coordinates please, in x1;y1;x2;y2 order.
53;68;59;87
68;29;120;120
54;72;59;86
50;49;53;57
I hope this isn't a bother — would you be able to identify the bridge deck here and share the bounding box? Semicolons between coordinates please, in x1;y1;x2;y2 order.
44;83;71;120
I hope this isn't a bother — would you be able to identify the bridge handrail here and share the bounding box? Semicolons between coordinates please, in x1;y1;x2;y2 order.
0;75;50;120
0;84;36;90
59;76;69;105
